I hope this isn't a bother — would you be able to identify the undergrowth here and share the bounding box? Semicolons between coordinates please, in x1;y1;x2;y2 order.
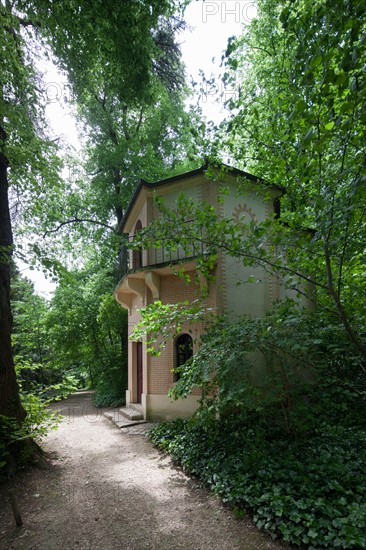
149;417;366;549
92;390;125;408
92;370;127;407
0;393;61;481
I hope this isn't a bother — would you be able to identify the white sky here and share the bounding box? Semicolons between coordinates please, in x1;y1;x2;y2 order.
19;1;256;297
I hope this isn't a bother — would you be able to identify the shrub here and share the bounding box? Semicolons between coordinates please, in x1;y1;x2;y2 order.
161;301;365;437
92;366;127;408
20;393;62;438
144;300;366;547
0;392;62;480
92;389;125;408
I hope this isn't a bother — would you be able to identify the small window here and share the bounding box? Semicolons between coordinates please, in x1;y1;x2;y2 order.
174;334;193;382
132;220;143;269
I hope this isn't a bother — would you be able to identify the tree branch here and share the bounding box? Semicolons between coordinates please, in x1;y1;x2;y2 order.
324;238;366;360
43;217;116;237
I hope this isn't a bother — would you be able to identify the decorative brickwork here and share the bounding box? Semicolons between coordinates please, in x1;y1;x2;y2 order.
233;204;257;223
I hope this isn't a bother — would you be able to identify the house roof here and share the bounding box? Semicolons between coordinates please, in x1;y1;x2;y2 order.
118;162;285;234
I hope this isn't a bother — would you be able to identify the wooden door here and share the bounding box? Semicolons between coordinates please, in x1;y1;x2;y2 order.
136;342;143;404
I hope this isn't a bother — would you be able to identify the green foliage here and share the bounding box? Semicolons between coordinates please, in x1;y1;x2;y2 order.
141;294;365;547
132;299;212;355
0;395;61;480
149;418;366;548
45;258;128;406
41;373;80;401
31;0;187;105
22;3;203;267
20;393;62;440
92;378;126;408
146;299;366;548
134;297;365;436
218;0;366;358
11;269;82;399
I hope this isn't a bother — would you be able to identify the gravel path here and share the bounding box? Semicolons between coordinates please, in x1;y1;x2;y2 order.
0;392;291;550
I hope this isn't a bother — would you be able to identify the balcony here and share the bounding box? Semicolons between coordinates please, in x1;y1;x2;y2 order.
117;231;207;279
115;234;209;312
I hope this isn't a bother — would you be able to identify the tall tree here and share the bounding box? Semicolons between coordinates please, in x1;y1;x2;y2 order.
0;0;192;437
30;0;192;227
11;268;49;368
48;11;199;233
0;3;60;421
218;0;366;359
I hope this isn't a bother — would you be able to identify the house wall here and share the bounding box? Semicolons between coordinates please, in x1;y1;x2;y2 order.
126;292;144;403
150;177;206;266
221;181;277;319
145;394;201;422
146;270;214;394
127;199;150;268
159;182;201;208
125;266;217;419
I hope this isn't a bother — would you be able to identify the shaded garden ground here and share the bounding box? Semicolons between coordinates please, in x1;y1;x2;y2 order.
0;391;291;549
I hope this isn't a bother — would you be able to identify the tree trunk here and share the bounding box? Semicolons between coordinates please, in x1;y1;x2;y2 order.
0;124;25;422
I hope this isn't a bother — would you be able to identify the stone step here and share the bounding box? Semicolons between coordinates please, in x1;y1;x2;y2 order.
118;406;144;421
103;411;146;429
126;403;143;413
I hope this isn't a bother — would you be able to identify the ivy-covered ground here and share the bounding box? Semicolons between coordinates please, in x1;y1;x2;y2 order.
149;417;366;549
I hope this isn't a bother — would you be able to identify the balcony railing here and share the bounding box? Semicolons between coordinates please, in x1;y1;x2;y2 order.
116;233;207;280
145;242;202;268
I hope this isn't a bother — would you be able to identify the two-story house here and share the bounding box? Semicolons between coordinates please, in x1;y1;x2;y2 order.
114;163;296;421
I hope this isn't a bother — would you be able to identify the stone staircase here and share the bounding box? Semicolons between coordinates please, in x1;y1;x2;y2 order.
103;403;146;429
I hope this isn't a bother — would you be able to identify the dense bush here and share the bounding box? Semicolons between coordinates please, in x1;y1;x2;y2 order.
92;370;127;407
92;348;127;407
16;361;81;399
149;417;366;548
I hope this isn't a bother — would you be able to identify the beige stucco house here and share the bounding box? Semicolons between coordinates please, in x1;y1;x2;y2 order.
114;164;301;421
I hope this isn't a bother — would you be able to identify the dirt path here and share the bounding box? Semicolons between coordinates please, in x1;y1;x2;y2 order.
0;392;290;550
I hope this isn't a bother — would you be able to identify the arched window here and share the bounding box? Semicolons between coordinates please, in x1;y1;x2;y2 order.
132;220;143;269
174;334;193;382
